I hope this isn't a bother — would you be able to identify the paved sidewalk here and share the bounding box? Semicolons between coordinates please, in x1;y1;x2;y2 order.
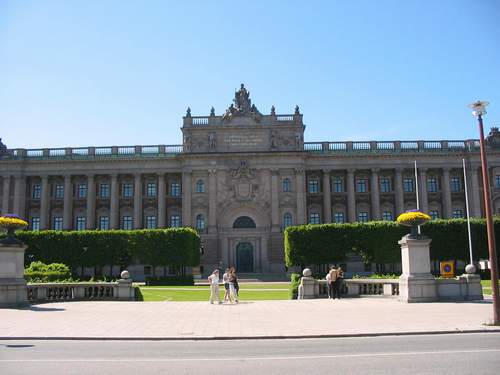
0;298;498;340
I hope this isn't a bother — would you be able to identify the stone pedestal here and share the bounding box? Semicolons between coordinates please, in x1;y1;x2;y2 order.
458;273;484;301
398;235;437;303
0;243;28;307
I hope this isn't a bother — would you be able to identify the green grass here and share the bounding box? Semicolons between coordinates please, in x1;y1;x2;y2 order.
138;285;290;301
481;280;500;295
140;282;290;290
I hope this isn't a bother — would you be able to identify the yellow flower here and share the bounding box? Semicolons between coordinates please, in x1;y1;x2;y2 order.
396;211;431;224
0;217;28;228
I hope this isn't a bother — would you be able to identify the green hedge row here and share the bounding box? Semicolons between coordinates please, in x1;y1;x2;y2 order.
284;218;496;267
7;228;200;276
24;261;71;282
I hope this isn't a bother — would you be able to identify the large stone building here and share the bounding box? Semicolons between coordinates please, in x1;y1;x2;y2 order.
1;85;500;277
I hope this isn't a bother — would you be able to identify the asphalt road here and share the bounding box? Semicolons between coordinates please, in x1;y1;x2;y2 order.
1;333;499;375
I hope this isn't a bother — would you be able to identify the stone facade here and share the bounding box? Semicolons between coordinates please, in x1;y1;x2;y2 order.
1;85;500;277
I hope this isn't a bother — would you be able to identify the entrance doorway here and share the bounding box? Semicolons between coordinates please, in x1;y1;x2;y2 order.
236;242;254;272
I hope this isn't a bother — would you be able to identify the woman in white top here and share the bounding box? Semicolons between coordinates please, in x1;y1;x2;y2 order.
208;269;221;304
222;268;230;303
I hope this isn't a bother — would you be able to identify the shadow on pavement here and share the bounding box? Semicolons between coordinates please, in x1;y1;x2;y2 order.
19;305;66;312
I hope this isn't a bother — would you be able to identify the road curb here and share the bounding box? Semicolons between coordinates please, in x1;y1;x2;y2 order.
1;328;500;341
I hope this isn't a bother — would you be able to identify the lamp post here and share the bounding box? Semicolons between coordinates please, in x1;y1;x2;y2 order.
468;100;499;324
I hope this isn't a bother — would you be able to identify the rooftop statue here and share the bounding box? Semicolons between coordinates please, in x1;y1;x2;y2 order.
0;138;7;157
222;84;262;122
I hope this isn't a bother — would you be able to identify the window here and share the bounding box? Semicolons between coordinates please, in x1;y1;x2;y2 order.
144;266;152;276
99;183;110;198
282;178;291;192
170;215;181;228
171;182;181;197
76;216;86;231
308;179;319;193
358;212;369;222
53;217;63;230
123;183;133;198
122;216;133;230
334;212;345;223
146;215;157;229
382;211;393;221
496;175;500;189
99;216;110;230
283;212;292;228
31;217;40;231
32;184;41;199
450;177;461;192
309;212;320;224
196;180;205;193
333;177;343;193
427;177;438;193
233;216;256;228
429;210;439;220
453;209;464;219
55;184;64;199
76;183;87;199
356;179;368;193
380;177;391;193
196;214;205;230
146;182;157;197
403;178;414;193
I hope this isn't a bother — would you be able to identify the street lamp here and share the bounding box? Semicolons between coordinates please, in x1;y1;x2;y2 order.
468;100;499;324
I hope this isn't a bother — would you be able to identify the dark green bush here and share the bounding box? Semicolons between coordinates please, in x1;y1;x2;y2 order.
285;218;497;267
145;275;194;286
289;273;301;299
24;261;71;282
11;228;200;277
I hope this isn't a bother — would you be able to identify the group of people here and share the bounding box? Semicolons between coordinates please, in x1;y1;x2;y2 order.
326;266;344;299
207;267;239;304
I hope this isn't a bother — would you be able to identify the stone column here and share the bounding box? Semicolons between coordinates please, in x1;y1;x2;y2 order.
157;173;166;228
418;168;428;214
133;173;142;229
370;168;380;220
395;169;404;216
86;174;95;229
470;167;482;217
40;175;50;230
398;236;437;303
110;174;119;229
0;241;28;307
208;169;217;233
295;168;306;224
442;168;452;218
322;169;332;223
347;169;356;222
12;175;26;218
182;171;192;227
63;174;73;230
271;169;280;231
1;176;10;215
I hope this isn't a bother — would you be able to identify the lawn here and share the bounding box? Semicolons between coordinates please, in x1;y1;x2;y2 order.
481;280;500;295
138;283;290;301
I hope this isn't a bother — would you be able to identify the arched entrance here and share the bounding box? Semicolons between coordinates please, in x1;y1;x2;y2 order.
236;242;254;272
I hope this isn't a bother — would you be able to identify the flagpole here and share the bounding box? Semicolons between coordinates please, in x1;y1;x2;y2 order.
463;159;474;268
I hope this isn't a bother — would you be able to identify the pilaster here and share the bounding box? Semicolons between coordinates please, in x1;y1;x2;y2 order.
322;169;332;223
370;168;380;220
133;173;142;229
442;168;452;218
40;175;49;230
63;174;72;230
110;174;119;229
157;173;166;228
1;176;10;215
395;169;404;216
347;169;356;222
295;168;306;224
208;169;217;233
418;168;428;214
182;170;192;227
86;174;95;229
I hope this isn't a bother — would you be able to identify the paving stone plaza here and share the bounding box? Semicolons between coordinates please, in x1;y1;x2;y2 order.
2;85;500;279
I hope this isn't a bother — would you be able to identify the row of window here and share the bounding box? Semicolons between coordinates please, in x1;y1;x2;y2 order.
30;215;183;231
30;182;182;199
306;176;464;194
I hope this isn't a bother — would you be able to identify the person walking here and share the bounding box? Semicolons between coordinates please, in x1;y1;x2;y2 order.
222;268;231;303
326;267;335;299
331;265;339;299
335;266;344;299
208;269;221;304
228;267;239;304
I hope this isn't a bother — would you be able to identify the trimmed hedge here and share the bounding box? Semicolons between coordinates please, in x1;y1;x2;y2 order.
3;228;200;276
284;219;497;267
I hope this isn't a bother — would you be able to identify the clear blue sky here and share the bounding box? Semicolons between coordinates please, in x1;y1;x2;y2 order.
1;0;499;149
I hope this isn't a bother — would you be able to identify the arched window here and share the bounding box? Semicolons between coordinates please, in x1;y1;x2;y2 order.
196;180;205;193
233;216;256;229
282;178;291;192
196;214;205;230
283;212;292;228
